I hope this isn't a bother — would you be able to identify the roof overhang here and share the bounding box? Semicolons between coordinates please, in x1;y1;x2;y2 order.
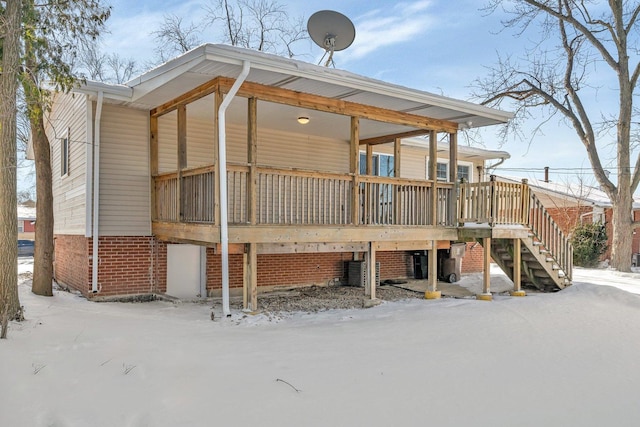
74;44;513;143
121;44;512;129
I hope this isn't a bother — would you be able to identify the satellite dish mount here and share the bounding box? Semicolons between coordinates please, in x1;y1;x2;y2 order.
307;10;356;67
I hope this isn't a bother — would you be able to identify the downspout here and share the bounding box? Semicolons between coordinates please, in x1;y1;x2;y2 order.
219;60;251;317
92;91;104;293
486;157;506;171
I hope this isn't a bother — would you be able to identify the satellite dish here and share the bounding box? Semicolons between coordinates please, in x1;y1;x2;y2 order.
307;10;356;67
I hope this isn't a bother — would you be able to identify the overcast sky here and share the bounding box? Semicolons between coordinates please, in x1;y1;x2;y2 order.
23;0;623;192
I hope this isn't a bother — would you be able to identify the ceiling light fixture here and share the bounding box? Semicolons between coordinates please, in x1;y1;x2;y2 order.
297;116;310;125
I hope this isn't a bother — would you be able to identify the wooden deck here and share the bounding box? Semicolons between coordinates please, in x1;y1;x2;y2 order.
152;167;572;287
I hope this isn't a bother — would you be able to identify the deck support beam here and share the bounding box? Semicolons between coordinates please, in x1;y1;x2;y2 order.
477;237;493;301
425;240;441;299
243;242;258;311
510;238;526;296
365;242;377;299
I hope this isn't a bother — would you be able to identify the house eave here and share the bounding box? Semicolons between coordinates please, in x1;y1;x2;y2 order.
123;43;513;128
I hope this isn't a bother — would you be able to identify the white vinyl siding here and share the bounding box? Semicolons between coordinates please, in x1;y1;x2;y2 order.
99;104;151;236
47;92;88;235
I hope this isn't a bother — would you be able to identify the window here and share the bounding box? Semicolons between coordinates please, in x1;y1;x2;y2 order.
436;162;447;181
428;160;474;182
359;152;394;177
457;165;471;182
428;161;448;181
18;220;24;233
61;129;69;177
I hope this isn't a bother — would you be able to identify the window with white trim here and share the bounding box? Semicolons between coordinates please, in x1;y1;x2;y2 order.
457;164;471;182
61;129;69;177
427;161;448;181
427;159;474;182
18;220;24;233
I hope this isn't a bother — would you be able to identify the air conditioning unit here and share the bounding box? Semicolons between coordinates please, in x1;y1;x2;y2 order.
347;261;380;287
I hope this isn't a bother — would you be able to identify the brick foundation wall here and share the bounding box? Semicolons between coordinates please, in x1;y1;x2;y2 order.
377;251;413;279
54;235;90;293
461;242;484;273
55;235;160;298
89;236;157;297
54;235;489;298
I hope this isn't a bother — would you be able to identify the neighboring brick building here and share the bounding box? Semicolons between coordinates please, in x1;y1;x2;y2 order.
18;204;36;241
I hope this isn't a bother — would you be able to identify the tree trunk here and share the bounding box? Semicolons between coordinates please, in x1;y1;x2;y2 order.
22;24;55;297
31;116;54;296
610;194;634;272
0;0;24;336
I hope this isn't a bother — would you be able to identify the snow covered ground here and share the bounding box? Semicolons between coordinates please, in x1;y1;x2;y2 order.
2;259;640;427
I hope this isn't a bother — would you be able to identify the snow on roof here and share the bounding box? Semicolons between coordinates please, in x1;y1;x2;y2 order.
497;175;640;208
18;205;36;219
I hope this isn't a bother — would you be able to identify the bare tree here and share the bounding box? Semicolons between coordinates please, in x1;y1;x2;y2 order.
150;0;308;63
475;0;640;271
79;46;139;84
1;0;24;339
203;0;307;57
151;14;202;62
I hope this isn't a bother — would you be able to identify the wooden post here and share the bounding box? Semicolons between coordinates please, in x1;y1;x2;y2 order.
365;242;377;300
449;132;458;226
459;177;466;226
213;89;222;226
448;132;457;182
365;143;373;223
425;240;440;299
150;115;158;221
489;174;497;227
521;178;529;225
477;237;493;300
248;97;258;225
394;137;401;223
510;238;526;296
243;242;258;311
350;116;360;225
177;104;187;222
428;130;438;225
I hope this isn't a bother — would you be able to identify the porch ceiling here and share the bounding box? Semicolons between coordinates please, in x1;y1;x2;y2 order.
111;44;511;142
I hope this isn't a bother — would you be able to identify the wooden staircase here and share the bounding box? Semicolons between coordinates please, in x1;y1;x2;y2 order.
489;235;571;291
460;178;573;292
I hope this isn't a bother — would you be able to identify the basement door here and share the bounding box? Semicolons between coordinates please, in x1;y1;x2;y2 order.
166;244;206;299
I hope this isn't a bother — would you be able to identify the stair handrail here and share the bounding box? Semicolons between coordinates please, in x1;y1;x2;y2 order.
526;186;573;282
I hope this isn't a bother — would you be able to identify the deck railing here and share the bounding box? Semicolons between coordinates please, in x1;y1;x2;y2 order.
528;192;573;281
153;164;458;227
256;167;353;225
460;178;572;281
459;179;527;225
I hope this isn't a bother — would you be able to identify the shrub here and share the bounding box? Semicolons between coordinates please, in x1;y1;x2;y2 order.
571;222;608;267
